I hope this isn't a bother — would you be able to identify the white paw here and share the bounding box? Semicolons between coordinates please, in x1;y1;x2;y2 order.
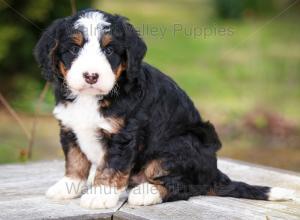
268;187;295;201
46;176;86;200
128;183;162;206
80;185;121;209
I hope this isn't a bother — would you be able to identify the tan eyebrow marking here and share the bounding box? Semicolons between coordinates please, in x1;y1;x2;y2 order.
71;32;84;46
59;61;68;77
101;34;112;47
114;63;127;79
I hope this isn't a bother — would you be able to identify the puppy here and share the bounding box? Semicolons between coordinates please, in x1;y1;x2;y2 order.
34;9;294;209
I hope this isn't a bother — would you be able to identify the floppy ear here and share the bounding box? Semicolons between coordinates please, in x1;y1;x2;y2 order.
120;17;147;82
34;18;65;81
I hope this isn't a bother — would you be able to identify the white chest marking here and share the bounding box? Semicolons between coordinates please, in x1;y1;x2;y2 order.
53;95;112;166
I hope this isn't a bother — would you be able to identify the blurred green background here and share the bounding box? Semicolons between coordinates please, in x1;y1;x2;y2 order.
0;0;299;171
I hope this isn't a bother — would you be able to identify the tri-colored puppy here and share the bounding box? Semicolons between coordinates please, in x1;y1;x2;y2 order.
34;9;294;209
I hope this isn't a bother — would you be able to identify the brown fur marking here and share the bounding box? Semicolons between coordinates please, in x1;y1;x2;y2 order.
207;188;217;196
106;117;125;134
129;171;147;187
66;146;91;180
100;99;111;108
144;160;169;182
72;32;84;46
98;128;111;139
50;40;59;71
144;160;169;199
96;117;124;139
102;34;126;79
94;168;129;189
129;159;169;197
155;184;168;199
101;34;112;47
129;160;169;186
59;61;68;76
114;63;127;79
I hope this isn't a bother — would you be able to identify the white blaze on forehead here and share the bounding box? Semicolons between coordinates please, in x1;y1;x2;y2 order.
66;11;115;96
74;11;110;41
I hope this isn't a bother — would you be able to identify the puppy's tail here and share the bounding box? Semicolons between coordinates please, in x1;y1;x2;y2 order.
209;170;294;201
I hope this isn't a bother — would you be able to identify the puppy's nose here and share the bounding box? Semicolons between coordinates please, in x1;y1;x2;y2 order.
83;72;99;84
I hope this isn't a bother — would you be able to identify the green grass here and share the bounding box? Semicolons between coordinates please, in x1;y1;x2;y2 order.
98;0;300;123
0;113;62;164
1;1;300;170
8;0;300;122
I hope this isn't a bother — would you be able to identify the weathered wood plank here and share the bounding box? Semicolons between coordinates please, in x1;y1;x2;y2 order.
0;196;114;220
117;198;300;220
0;159;299;220
0;161;124;220
115;201;247;220
190;197;300;220
116;158;300;220
219;159;300;193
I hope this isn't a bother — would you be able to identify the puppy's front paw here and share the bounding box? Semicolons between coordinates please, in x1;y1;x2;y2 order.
46;176;86;200
128;183;163;206
80;185;121;209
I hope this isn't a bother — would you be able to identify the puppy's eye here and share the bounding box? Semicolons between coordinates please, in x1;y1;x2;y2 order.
103;46;113;56
70;45;80;54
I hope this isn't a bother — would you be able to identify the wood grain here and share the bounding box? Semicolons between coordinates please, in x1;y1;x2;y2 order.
0;159;299;219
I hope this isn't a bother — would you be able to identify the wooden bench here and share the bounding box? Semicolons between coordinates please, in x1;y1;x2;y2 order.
1;158;300;220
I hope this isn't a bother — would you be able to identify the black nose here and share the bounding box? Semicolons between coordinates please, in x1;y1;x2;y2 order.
83;72;99;84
